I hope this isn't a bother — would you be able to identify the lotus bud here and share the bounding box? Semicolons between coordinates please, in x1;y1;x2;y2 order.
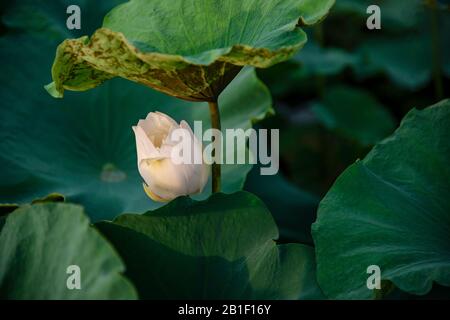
132;112;208;202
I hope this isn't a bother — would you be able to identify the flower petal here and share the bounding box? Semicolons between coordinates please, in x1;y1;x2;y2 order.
138;158;189;201
132;125;160;163
138;112;178;148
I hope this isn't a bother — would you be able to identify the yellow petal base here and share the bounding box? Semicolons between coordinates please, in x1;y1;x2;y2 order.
143;183;169;203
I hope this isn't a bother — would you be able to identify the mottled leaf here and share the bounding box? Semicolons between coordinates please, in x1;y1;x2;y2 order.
47;0;335;100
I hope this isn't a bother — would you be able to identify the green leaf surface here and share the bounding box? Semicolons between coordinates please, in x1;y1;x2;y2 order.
0;217;5;233
312;100;450;299
0;203;136;299
357;37;433;90
0;30;271;220
0;193;65;217
293;42;359;76
258;40;360;95
0;204;19;217
311;86;396;146
96;191;324;299
47;0;335;100
31;193;65;204
244;166;319;245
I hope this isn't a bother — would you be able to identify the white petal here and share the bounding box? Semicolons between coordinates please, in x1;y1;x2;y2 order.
153;111;178;127
161;123;192;160
178;121;209;193
138;158;189;201
132;126;160;163
137;112;178;148
134;112;209;201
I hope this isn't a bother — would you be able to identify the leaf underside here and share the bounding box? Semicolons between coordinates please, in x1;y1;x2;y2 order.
47;0;335;100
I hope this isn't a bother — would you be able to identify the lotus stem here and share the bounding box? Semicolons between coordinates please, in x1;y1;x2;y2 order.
208;100;221;193
428;0;444;101
314;23;325;97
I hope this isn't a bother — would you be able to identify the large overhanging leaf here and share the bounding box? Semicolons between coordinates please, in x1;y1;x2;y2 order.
312;100;450;299
96;191;324;299
46;0;335;101
0;30;271;220
0;203;136;299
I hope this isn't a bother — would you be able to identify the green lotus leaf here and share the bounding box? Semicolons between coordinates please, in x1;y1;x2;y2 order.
244;166;319;245
357;37;434;90
0;203;137;299
311;86;396;146
0;30;271;220
258;39;360;97
312;100;450;299
0;205;18;217
46;0;335;101
0;193;65;217
96;191;324;299
30;193;65;204
293;42;359;77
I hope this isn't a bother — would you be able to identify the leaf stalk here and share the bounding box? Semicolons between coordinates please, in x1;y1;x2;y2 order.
208;100;221;193
428;0;444;101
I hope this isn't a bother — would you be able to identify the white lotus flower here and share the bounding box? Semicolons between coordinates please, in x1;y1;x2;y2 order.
132;112;208;202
